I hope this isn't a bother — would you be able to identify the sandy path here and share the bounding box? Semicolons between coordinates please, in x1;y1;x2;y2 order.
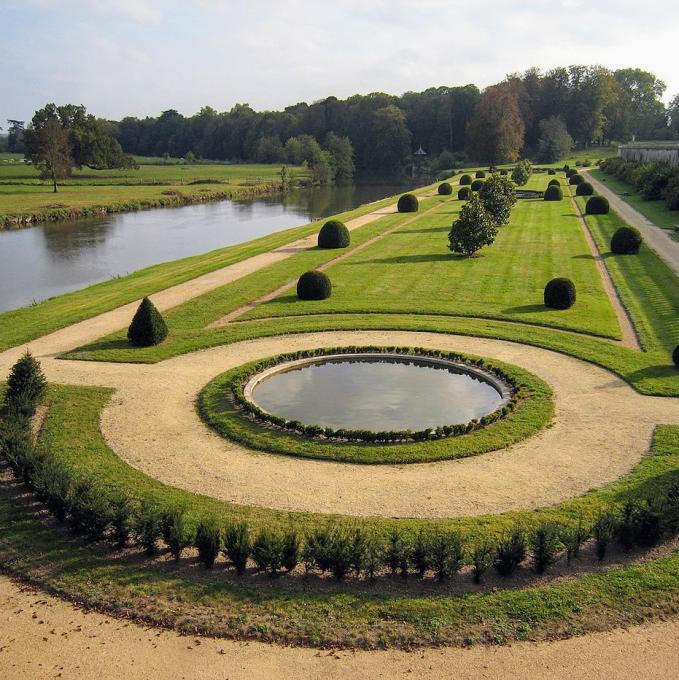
568;187;640;349
5;330;676;519
583;170;679;276
2;574;679;680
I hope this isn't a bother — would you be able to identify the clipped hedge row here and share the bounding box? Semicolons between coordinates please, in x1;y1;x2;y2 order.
229;346;520;444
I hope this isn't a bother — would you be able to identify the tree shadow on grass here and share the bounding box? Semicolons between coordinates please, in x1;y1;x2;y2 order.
393;226;449;234
627;364;679;385
345;253;453;265
501;303;550;315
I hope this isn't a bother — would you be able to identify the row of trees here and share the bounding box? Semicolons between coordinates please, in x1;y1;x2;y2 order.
4;65;678;178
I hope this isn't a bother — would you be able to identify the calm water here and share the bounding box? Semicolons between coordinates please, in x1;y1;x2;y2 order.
0;184;404;313
251;356;504;432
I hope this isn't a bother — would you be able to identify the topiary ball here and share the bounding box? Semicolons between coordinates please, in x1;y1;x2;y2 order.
566;168;578;178
586;196;610;215
458;186;471;200
499;169;508;176
471;179;485;191
548;178;561;187
128;297;169;347
475;170;486;179
297;270;331;300
548;169;556;175
438;182;453;195
544;278;576;310
673;345;679;368
544;185;563;201
397;193;419;212
569;173;584;185
459;174;473;185
317;220;350;249
576;181;594;196
611;226;642;255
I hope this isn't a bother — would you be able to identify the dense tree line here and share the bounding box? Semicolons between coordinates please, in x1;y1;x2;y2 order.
5;64;678;175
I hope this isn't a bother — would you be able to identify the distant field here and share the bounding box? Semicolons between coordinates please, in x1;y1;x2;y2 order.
0;155;308;225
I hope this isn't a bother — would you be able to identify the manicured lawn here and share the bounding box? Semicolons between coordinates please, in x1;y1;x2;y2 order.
589;168;679;231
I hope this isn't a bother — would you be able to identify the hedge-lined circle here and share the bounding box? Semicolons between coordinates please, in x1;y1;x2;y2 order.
198;346;553;464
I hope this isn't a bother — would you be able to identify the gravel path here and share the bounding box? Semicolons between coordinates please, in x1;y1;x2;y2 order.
583;170;679;276
2;574;679;680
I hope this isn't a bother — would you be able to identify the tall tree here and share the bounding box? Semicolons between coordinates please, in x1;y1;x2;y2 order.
6;120;25;152
465;83;525;163
537;116;573;162
24;118;72;192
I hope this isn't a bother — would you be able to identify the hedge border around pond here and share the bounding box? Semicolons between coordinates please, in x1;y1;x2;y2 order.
198;345;553;464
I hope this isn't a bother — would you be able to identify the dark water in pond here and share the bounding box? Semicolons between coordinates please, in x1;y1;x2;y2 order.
0;184;405;313
251;357;504;432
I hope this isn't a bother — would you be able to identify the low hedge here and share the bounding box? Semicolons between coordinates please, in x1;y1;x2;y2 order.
397;193;419;212
586;195;610;215
611;226;642;255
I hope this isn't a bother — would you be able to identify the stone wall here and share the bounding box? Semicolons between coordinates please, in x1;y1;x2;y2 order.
619;144;679;167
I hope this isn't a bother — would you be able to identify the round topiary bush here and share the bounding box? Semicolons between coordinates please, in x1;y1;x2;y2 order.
548;178;561;187
499;169;508;175
317;220;350;249
569;173;584;186
548;169;556;175
438;182;453;195
459;174;473;185
576;181;594;196
611;226;642;255
544;185;563;201
458;186;471;200
544;278;576;310
397;193;419;213
566;168;577;178
563;164;570;172
475;170;486;179
586;195;610;215
471;179;485;192
128;297;169;347
673;345;679;368
297;270;332;300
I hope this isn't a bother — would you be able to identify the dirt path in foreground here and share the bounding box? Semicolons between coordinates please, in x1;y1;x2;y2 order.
567;186;640;349
1;574;678;680
583;170;679;277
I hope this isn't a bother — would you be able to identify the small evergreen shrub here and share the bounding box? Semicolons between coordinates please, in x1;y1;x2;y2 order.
428;531;464;581
195;516;221;568
548;169;556;175
111;495;133;549
397;193;419;212
252;528;284;576
611;226;642;254
296;270;331;300
317;220;350;249
326;528;354;580
4;351;47;417
411;530;430;578
304;527;333;573
223;522;251;575
547;178;561;187
586;195;610;215
494;528;526;577
543;185;563;201
161;507;193;560
576;181;594;196
530;523;560;574
438;182;453;195
458;186;471;200
471;542;495;583
566;168;577;178
569;173;584;185
348;528;368;577
544;277;576;309
561;521;589;564
67;478;113;542
459;174;473;185
475;170;486;179
594;512;617;561
281;530;300;572
134;501;163;555
385;528;411;578
127;297;169;347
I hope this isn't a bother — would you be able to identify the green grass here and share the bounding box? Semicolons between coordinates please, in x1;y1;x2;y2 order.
198;350;553;464
589;168;679;231
0;191;402;352
0;158;308;225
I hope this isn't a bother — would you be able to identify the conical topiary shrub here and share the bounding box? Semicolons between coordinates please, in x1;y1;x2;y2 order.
4;351;47;416
127;297;169;347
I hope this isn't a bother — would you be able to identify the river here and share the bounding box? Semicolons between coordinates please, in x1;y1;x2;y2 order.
0;183;405;313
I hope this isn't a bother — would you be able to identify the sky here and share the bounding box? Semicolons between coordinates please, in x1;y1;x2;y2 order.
1;0;678;126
